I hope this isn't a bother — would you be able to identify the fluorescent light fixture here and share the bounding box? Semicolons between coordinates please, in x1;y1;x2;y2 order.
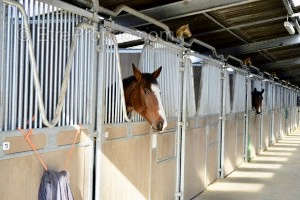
292;0;300;7
284;21;296;35
249;74;254;78
116;33;141;44
226;67;234;72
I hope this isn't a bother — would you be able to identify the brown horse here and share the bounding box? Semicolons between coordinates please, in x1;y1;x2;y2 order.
123;64;167;131
252;88;264;114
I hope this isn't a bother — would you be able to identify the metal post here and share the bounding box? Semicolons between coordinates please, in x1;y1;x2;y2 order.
244;75;249;162
179;56;189;200
94;28;105;200
219;64;226;178
0;0;4;131
270;84;275;144
259;81;264;152
175;50;185;200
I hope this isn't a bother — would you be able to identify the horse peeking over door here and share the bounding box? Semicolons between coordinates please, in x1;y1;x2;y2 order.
252;88;264;114
123;64;167;131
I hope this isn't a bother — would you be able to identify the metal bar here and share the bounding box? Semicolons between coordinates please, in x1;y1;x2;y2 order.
4;4;10;130
29;0;35;129
11;4;18;129
53;5;59;126
0;0;4;131
34;0;41;128
220;35;300;55
219;65;226;178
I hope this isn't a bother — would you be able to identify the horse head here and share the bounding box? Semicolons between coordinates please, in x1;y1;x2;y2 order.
252;88;264;114
123;64;167;131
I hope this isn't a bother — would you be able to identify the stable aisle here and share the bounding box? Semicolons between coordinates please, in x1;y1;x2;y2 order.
195;129;300;200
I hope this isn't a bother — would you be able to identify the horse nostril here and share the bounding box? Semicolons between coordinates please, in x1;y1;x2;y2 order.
157;121;163;131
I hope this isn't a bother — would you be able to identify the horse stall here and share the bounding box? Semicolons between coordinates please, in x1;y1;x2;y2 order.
247;78;263;159
181;54;222;199
95;22;184;200
223;66;246;176
261;81;272;149
0;1;95;199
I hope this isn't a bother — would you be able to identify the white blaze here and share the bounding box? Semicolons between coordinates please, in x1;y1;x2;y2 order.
151;84;167;130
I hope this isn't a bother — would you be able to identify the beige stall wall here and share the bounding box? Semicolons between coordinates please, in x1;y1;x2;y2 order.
0;129;92;200
262;112;271;150
224;112;244;176
248;111;261;159
183;118;206;200
100;122;177;200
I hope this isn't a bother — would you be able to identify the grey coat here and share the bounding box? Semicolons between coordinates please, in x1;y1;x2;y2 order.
38;170;74;200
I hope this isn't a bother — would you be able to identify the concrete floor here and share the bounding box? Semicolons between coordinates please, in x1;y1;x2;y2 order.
195;129;300;200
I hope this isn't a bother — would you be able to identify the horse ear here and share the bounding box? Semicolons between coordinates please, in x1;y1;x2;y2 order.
152;66;162;79
132;63;142;82
261;89;264;94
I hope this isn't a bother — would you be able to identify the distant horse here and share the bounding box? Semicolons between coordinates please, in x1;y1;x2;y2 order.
122;64;167;131
252;88;264;114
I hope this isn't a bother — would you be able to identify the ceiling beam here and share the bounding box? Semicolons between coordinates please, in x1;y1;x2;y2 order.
202;12;274;62
281;68;300;78
194;16;286;37
220;35;300;55
115;0;260;28
263;57;300;70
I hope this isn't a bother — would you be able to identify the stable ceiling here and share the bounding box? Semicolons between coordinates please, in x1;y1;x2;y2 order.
69;0;300;86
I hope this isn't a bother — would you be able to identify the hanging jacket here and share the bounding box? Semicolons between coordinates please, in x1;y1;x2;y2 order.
38;170;74;200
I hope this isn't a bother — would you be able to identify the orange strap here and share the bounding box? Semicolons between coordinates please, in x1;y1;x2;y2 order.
19;116;82;171
64;125;82;170
18;128;48;171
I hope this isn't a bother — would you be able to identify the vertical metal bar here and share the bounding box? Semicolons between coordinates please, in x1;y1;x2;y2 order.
78;28;83;124
57;9;63;125
74;15;79;124
29;0;35;129
244;75;249;162
39;1;46;128
95;28;105;200
70;13;75;125
34;0;41;128
66;11;71;125
4;4;11;131
53;5;59;127
0;0;4;131
11;4;18;130
44;2;50;122
175;50;184;200
48;4;54;122
219;65;226;179
108;36;112;124
83;30;87;124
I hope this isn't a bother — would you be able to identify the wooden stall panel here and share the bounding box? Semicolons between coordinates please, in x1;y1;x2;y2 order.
156;133;176;161
248;112;260;159
151;130;177;200
184;127;206;199
103;124;128;140
206;122;219;186
263;113;271;150
3;133;46;154
0;147;91;200
151;156;176;200
236;115;245;166
224;116;237;176
101;136;151;200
